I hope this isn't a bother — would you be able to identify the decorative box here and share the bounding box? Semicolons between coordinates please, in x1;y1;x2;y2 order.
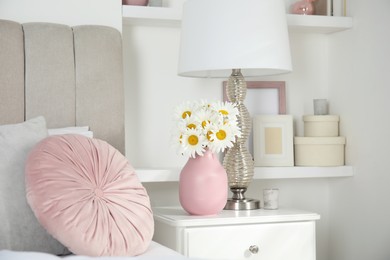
294;137;345;166
303;115;339;137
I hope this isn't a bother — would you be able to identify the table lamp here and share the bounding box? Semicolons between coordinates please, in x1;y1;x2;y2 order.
178;0;292;210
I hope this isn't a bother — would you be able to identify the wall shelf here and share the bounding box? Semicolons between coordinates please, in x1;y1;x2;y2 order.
286;14;353;33
122;5;353;33
136;166;353;182
122;5;181;26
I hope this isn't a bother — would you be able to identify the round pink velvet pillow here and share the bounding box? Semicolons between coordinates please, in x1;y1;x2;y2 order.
25;134;154;256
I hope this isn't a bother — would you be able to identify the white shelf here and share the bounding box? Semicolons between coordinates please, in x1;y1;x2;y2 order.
253;166;353;179
122;5;181;26
286;14;353;33
122;5;353;33
136;166;353;182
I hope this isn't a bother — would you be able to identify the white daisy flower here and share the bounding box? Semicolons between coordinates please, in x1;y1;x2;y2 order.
171;131;184;154
182;114;200;130
180;128;207;158
211;101;239;121
174;101;196;120
202;120;215;143
194;107;220;130
208;124;236;154
222;116;242;138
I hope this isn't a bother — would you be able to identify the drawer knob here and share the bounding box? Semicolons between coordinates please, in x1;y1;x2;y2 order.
249;245;259;254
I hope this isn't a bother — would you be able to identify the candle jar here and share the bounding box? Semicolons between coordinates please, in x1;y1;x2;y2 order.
291;0;315;15
122;0;149;6
263;188;279;210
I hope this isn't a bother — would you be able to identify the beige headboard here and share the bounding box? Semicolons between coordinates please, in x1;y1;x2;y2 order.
0;19;125;154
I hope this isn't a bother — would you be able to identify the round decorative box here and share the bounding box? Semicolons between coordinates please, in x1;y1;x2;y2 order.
303;115;339;137
294;137;346;166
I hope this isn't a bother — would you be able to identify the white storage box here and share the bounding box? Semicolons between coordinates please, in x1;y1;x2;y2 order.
294;137;345;166
303;115;339;137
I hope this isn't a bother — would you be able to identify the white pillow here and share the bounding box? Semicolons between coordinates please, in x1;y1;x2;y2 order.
0;116;68;254
48;126;93;138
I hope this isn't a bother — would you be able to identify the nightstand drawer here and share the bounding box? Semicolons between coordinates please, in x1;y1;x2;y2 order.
184;221;316;260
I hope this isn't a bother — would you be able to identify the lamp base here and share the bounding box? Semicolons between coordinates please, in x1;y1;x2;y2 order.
224;187;260;210
224;198;260;210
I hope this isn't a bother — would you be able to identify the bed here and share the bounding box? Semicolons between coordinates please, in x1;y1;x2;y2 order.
0;19;201;260
0;241;190;260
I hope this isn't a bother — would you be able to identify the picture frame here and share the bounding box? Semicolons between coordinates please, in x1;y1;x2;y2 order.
253;115;294;167
223;81;286;156
331;0;347;16
223;81;286;115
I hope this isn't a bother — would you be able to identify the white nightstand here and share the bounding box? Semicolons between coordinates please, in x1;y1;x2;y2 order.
153;207;320;260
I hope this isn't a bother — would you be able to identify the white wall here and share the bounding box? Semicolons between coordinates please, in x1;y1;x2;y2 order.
0;0;122;31
122;22;333;260
328;1;390;259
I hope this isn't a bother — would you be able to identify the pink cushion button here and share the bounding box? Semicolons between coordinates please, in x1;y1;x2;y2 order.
94;188;104;198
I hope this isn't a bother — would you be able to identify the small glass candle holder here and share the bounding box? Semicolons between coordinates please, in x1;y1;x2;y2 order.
313;99;328;115
263;188;279;210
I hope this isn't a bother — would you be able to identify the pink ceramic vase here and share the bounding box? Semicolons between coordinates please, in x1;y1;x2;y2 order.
179;149;228;216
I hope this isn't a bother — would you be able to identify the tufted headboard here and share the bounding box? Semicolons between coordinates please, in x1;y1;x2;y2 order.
0;19;125;153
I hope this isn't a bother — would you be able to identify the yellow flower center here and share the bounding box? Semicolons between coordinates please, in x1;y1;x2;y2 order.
182;111;191;119
216;130;227;140
201;120;209;128
188;135;199;146
187;123;196;129
207;130;213;141
219;109;229;115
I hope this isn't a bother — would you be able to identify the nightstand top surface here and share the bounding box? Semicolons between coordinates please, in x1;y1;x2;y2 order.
153;206;320;227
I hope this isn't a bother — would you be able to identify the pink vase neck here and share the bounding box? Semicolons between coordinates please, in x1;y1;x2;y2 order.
193;149;214;160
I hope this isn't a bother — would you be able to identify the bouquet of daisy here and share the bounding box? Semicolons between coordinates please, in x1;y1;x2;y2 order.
172;100;241;158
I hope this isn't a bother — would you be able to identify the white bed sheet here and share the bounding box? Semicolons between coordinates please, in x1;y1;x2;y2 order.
0;242;202;260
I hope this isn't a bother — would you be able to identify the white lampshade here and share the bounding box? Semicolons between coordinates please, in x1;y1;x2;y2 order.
178;0;292;78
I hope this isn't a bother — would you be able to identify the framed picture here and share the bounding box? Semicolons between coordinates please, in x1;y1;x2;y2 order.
223;81;286;115
331;0;347;16
223;81;286;155
253;115;294;167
